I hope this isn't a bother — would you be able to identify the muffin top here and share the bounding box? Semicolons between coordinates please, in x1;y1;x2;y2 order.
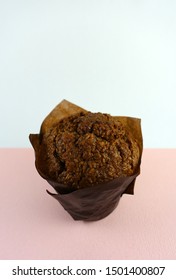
37;112;140;189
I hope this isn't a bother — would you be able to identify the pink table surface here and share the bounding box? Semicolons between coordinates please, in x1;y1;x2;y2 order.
0;148;176;260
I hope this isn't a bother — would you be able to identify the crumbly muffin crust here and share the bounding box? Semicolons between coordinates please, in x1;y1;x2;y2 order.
38;112;140;189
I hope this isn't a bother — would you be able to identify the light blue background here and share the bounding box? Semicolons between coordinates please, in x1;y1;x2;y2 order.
0;0;176;147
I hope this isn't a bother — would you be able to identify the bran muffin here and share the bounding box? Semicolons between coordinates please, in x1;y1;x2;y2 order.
29;100;142;221
36;112;140;190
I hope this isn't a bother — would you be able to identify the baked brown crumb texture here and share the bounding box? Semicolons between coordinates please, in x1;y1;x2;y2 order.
36;111;140;190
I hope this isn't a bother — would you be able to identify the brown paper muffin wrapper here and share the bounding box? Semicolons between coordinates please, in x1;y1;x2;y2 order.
29;100;143;221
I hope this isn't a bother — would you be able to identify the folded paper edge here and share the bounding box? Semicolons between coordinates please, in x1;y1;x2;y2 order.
40;99;87;134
